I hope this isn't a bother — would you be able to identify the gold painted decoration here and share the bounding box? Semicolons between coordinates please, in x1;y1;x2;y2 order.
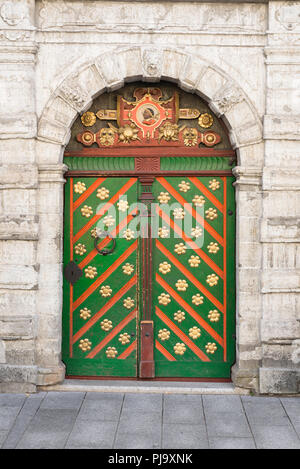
191;226;203;238
106;346;118;358
158;293;171;305
84;266;97;279
205;342;217;354
98;127;116;146
179;108;200;119
173;207;185;219
119;333;130;345
206;274;219;287
178;180;191;192
207;242;220;254
209;179;220;191
192;195;205;207
198;113;213;128
74;181;87;194
96;109;117;120
158;226;169;238
81;111;96;127
208;310;221;322
117;199;129;212
103;215;115;227
183;127;198;146
192;294;204;305
175;279;188;291
79;338;92;352
90;228;98;238
80;308;91;320
81;205;93;218
96;187;110;200
158;329;170;341
174;243;187;255
205;208;218;220
122;263;134;275
174;343;186;355
123;228;135;241
188;255;201;267
101;319;113;331
123;297;135;309
118;123;140;143
99;285;112;297
174;310;185;323
157;192;171;204
159;261;171;275
74;243;86;256
189;326;201;340
158;122;179;142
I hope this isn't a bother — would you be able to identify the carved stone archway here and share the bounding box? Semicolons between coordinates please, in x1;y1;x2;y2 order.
36;47;263;390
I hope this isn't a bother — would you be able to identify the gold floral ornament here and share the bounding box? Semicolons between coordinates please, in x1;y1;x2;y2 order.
158;226;169;238
123;229;135;241
74;181;86;194
209;179;220;191
99;285;112;297
208;310;220;322
158;293;171;305
173;207;185;219
74;243;86;256
106;346;118;358
174;310;185;323
118;123;140;143
159;262;171;275
119;333;130;345
192;195;205;207
103;215;115;227
192;294;204;305
84;266;97;279
79;338;92;352
117;199;129;212
191;226;203;238
158;329;170;341
157;192;171;204
174;243;187;255
206;274;219;287
100;319;113;331
175;279;188;291
183;127;198;147
122;263;134;275
207;242;220;254
205;342;217;354
81;111;96;127
90;228;98;238
178;180;191;192
80;308;91;320
189;326;201;340
188;255;201;267
158;122;179;142
205;208;218;220
174;343;186;355
96;187;110;200
123;297;135;309
198;113;213;129
81;205;93;218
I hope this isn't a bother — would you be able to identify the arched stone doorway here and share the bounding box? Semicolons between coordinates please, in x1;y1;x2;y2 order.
36;47;263;388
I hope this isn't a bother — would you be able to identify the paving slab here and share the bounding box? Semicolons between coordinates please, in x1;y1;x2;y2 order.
0;407;21;431
242;395;291;426
203;394;244;414
251;424;300;449
39;391;85;410
163;394;204;425
66;420;118;449
280;397;300;424
0;394;26;408
209;437;256;449
206;411;252;438
162;423;208;449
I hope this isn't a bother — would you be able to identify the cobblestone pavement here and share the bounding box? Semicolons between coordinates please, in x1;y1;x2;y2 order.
0;392;299;449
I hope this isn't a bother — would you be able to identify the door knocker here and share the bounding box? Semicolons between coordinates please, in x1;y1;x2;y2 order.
94;229;116;256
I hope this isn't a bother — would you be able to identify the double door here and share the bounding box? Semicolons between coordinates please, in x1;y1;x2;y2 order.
62;175;235;378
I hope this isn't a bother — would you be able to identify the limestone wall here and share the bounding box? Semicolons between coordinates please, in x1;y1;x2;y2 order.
0;0;299;394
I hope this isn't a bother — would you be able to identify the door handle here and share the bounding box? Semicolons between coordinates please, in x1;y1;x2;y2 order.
94;230;116;256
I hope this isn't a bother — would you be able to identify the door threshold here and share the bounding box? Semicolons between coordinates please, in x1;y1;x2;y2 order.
38;378;249;395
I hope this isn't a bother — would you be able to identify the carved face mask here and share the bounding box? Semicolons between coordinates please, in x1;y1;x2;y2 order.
183;127;198;146
99;128;115;146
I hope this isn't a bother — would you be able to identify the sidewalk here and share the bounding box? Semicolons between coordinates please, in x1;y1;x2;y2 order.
0;391;299;449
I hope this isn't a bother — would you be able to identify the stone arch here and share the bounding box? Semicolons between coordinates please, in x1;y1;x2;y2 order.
35;46;263;391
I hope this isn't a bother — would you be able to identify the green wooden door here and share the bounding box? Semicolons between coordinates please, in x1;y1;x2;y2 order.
62;175;235;378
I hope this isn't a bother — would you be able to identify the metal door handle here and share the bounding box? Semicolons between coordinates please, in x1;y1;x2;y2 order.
94;230;116;256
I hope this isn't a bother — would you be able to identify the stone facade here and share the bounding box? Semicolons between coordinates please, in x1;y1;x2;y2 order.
0;0;299;394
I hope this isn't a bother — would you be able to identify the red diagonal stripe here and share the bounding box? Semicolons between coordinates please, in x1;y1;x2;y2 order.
156;307;210;361
73;276;137;343
118;340;137;360
86;309;137;359
73;178;137;243
157;206;223;279
73;240;138;311
188;177;223;212
157;177;223;246
155;340;176;361
73;178;106;211
156;274;224;346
